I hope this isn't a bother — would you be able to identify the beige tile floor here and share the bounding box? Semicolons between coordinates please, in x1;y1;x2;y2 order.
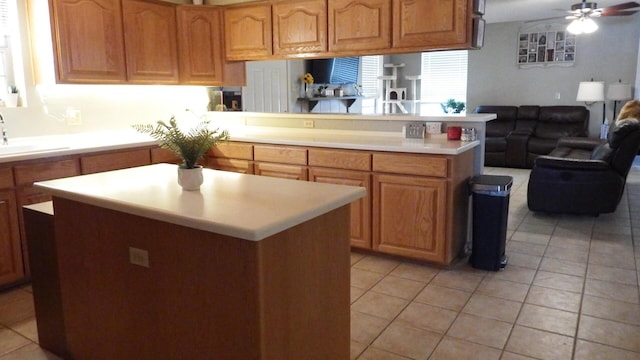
1;166;639;359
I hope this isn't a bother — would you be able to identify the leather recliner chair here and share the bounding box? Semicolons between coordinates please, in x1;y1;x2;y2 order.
527;119;640;215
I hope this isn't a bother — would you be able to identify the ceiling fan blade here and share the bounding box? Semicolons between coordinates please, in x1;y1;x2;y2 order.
600;9;638;15
524;15;570;23
598;1;640;12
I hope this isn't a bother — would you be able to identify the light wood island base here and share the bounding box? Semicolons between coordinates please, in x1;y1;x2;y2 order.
50;198;350;359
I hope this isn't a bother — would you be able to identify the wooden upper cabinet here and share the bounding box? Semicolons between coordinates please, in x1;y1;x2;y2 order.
122;0;179;84
328;0;391;52
272;0;327;56
177;6;224;85
392;0;470;49
224;2;273;61
49;0;127;83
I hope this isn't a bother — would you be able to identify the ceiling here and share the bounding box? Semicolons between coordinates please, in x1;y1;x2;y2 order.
484;0;638;23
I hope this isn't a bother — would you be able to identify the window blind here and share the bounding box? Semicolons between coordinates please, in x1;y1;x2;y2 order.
0;0;8;35
360;55;381;97
420;50;468;105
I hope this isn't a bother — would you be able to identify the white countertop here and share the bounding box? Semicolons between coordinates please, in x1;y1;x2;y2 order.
34;163;366;241
0;125;479;163
227;127;479;155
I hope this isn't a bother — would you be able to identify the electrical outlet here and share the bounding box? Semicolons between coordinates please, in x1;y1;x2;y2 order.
66;107;82;125
303;120;314;128
129;247;150;268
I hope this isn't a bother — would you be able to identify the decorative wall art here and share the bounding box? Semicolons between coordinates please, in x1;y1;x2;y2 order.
518;30;576;68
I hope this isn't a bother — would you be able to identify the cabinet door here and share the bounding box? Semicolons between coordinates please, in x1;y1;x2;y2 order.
0;191;24;286
273;0;327;56
310;168;371;248
177;6;224;85
373;174;447;262
254;162;307;181
224;3;272;61
80;148;151;174
123;0;179;83
49;0;127;83
328;0;391;52
392;0;470;49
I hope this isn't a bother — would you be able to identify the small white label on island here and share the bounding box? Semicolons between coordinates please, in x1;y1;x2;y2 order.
129;247;150;268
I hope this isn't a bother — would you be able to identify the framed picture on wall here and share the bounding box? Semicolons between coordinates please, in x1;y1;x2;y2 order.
517;30;576;68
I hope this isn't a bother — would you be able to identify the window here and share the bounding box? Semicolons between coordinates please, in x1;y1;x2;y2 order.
0;0;13;93
360;55;382;114
420;50;468;115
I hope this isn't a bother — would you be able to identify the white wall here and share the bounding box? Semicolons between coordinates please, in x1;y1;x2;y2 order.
468;16;640;137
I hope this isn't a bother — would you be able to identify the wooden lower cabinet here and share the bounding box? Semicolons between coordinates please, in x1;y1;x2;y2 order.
208;158;253;174
0;190;23;287
80;148;151;174
254;162;307;180
309;167;371;248
373;174;448;262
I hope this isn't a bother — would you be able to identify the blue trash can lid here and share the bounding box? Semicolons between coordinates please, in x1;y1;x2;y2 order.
470;175;513;192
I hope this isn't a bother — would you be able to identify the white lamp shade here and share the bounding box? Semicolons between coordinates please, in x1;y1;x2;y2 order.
576;81;604;102
607;83;632;101
567;17;599;35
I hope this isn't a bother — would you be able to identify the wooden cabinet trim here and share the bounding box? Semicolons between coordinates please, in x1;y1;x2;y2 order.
0;190;24;286
308;148;371;171
254;144;307;165
372;153;448;178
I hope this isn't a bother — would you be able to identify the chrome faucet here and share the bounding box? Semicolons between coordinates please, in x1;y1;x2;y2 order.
0;113;7;145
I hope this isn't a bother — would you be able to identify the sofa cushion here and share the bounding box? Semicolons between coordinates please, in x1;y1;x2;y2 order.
528;137;557;155
485;137;507;152
608;118;640;148
535;106;589;139
516;105;539;132
475;106;517;137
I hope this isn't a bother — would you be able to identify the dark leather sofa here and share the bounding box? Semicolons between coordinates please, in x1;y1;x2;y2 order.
527;119;640;215
475;105;590;168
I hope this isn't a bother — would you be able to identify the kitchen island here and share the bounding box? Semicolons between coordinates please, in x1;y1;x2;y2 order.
32;163;365;359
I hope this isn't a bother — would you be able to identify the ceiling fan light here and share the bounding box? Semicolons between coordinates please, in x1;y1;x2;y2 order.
583;18;599;33
567;19;584;34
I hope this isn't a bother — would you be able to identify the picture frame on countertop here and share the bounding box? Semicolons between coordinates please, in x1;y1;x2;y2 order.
473;17;485;48
473;0;486;14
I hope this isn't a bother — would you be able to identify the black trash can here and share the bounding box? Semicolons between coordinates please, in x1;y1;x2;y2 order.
470;175;513;271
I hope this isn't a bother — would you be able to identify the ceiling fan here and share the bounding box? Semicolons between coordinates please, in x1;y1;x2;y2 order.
530;1;639;34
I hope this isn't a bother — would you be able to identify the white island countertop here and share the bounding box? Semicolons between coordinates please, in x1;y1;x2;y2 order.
34;163;366;241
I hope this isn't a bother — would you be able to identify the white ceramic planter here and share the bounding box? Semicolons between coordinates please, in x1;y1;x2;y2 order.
177;166;204;191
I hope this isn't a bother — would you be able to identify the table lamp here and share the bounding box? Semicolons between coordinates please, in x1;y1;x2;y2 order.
607;81;632;120
576;80;605;138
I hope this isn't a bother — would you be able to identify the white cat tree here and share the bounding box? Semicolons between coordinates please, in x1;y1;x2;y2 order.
378;64;421;114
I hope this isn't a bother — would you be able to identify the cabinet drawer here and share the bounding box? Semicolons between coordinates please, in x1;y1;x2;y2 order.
372;153;448;177
150;147;181;164
208;158;253;174
308;148;371;171
81;148;151;174
254;145;307;165
0;167;14;189
254;162;307;181
14;158;81;186
210;142;253;160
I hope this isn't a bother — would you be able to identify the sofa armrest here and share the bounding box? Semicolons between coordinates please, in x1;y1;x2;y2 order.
534;156;610;171
557;137;602;150
505;130;531;168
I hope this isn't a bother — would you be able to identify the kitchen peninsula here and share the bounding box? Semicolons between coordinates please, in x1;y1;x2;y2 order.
33;163;365;359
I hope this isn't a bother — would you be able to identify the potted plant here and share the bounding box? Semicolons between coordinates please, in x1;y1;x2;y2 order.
5;85;19;107
441;99;466;114
133;116;229;190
